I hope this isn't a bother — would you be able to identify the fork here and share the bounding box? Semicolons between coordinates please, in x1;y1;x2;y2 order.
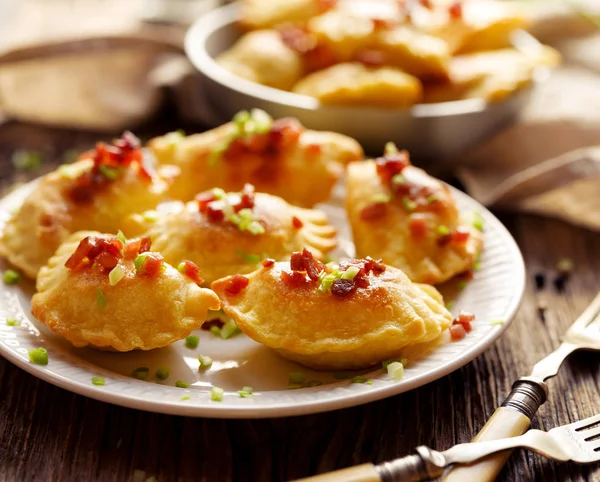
441;291;600;481
295;412;600;481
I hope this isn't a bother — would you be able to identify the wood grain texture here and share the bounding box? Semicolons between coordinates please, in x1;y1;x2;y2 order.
1;120;600;482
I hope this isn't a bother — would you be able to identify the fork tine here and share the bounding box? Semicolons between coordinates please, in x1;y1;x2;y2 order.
570;292;600;330
571;413;600;431
581;425;600;441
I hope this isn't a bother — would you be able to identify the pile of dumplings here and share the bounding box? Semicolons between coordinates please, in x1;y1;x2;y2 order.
217;0;561;107
0;109;482;371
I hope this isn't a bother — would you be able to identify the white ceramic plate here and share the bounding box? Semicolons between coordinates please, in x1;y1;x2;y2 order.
0;181;524;418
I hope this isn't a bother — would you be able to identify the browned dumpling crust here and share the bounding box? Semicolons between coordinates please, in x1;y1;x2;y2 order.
345;146;482;284
0;132;173;279
148;111;363;207
124;185;337;285
212;250;452;370
32;232;219;351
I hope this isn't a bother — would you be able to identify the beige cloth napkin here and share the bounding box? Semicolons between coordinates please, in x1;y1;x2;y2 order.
0;0;599;230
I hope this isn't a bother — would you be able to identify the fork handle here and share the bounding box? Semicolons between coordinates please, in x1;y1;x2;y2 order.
441;378;547;482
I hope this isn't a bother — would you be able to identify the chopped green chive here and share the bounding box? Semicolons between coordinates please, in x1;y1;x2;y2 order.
427;194;438;203
132;367;149;380
490;319;505;326
92;377;105;386
143;210;160;222
246;221;265;235
382;358;402;370
211;386;224;402
210;325;221;337
2;270;20;285
180;395;190;401
323;254;333;263
97;288;107;309
341;266;360;280
472;212;485;232
109;264;125;286
402;196;416;212
233;110;251;126
366;380;373;385
436;225;450;236
12;149;42;171
175;380;190;388
305;380;322;387
28;347;48;365
185;335;199;349
156;366;170;380
351;376;369;384
134;254;147;270
98;164;120;180
371;193;391;204
445;300;456;310
117;230;127;243
318;273;337;293
250;108;273;134
391;174;406;186
384;141;399;155
236;249;261;264
198;354;213;369
473;261;482;271
238;386;253;398
287;383;304;390
6;318;20;326
387;361;404;381
220;319;241;339
289;372;305;384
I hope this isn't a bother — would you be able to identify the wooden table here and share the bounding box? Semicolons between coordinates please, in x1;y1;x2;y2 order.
0;119;599;482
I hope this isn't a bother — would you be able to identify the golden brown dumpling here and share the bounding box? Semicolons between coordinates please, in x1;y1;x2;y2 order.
216;30;303;90
124;185;337;285
148;111;363;207
292;62;422;107
345;147;482;284
32;231;219;351
239;0;336;30
212;250;452;370
0;133;173;279
423;47;561;103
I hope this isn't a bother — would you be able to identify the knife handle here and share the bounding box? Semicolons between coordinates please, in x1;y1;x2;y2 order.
441;378;548;482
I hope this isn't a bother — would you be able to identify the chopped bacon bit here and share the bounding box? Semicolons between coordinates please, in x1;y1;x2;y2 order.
364;256;386;275
354;49;386;68
409;214;429;238
360;202;387;221
261;258;275;268
206;203;226;222
437;234;452;247
290;252;304;271
375;151;411;184
225;274;250;295
269;118;303;149
331;278;357;298
292;216;304;229
238;183;256;211
123;236;152;259
179;260;204;285
316;0;337;12
139;237;152;254
306;143;322;156
453;312;475;333
137;252;164;277
354;276;370;289
448;1;463;19
94;251;120;271
450;324;467;341
65;235;124;271
281;270;310;288
371;18;396;30
278;26;336;72
65;236;98;269
289;248;324;281
197;192;217;212
452;227;471;244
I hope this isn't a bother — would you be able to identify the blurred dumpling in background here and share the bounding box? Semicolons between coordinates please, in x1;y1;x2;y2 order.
124;184;337;285
292;62;423;107
0;132;173;279
345;144;482;284
212;250;453;370
32;231;220;351
148;110;363;207
239;0;337;30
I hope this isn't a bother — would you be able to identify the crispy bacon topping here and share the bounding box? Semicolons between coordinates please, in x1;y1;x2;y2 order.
124;236;152;259
137;252;164;277
375;150;411;185
360;202;387;221
65;236;124;272
261;258;275;268
451;312;475;340
437;227;471;247
225;274;250;295
281;270;310;288
178;260;204;285
278;26;337;72
289;248;324;281
197;184;257;224
292;216;304;229
409;214;429;238
68;132;152;204
448;1;463;19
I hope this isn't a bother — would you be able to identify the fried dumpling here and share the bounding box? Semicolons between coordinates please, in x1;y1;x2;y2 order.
345;146;482;284
292;62;422;107
124;184;337;285
212;250;452;370
32;232;219;351
148;111;363;207
0;132;173;279
216;30;303;90
239;0;337;30
423;47;561;103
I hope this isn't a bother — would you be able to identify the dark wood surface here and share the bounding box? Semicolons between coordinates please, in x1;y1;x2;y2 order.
1;119;599;482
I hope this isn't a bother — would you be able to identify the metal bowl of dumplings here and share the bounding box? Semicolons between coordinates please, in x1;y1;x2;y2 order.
185;2;549;159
